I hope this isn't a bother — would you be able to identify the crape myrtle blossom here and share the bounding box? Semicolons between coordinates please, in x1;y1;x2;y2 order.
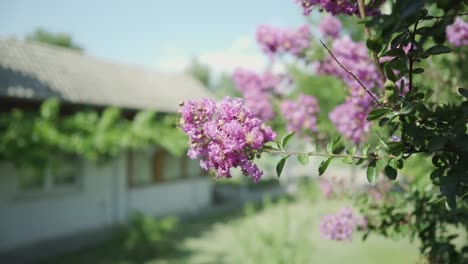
256;24;311;57
329;94;373;144
318;36;383;143
179;97;276;182
446;17;468;47
232;69;282;94
232;68;286;121
319;179;334;198
320;207;367;241
280;93;319;137
296;0;383;16
243;91;275;121
319;14;342;38
256;25;282;55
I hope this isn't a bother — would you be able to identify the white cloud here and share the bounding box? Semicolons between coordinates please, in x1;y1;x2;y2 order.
155;36;269;75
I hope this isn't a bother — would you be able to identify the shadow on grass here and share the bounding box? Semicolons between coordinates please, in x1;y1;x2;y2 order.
42;193;296;264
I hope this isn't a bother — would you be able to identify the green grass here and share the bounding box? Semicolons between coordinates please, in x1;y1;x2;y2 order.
45;194;420;264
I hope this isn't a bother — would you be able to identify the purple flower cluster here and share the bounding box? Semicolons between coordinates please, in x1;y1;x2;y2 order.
179;97;277;182
329;95;372;144
446;17;468;47
319;15;342;38
319;179;334;198
318;36;382;143
297;0;382;16
256;24;311;56
279;93;319;137
320;207;366;241
232;68;284;121
232;68;281;94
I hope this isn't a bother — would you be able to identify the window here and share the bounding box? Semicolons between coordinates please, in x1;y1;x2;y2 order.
128;149;203;187
18;155;82;193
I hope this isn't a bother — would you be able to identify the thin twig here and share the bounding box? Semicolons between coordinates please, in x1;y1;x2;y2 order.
319;39;386;108
408;20;420;91
357;0;386;85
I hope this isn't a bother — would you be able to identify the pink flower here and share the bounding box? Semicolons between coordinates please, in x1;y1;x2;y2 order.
320;207;363;241
280;94;319;137
256;24;311;57
319;179;334;198
319;15;342;38
179;97;277;182
446;17;468;47
232;68;288;121
297;0;382;16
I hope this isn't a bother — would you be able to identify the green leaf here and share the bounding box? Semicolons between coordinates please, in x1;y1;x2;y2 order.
427;136;447;152
362;145;370;156
367;162;378;185
280;132;295;149
346;146;357;155
342;156;354;164
382;48;405;57
399;103;415;115
297;154;309;166
40;98;60;120
389;58;407;72
395;159;404;169
327;136;341;154
367;108;393;121
412;68;424;74
276;155;290;178
378;117;390;127
387;142;405;155
391;32;406;49
377;137;389;151
425;45;451;55
384;66;397;83
430;168;444;181
458;88;468;98
355;158;365;165
318;157;333;176
428;194;445;204
366;39;382;53
263;141;280;150
384;165;397;180
326;141;333;154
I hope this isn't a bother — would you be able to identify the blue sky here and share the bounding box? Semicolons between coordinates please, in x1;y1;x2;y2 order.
0;0;308;73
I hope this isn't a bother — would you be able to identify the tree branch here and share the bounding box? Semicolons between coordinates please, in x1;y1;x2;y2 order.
319;39;385;108
357;0;386;84
265;149;391;160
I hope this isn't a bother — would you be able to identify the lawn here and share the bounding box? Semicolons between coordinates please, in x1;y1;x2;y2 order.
45;189;420;264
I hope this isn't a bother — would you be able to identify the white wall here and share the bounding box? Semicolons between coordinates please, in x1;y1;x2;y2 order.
129;178;212;216
0;156;127;252
0;154;213;253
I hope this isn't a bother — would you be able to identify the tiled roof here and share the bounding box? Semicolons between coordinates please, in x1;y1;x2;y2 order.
0;39;212;112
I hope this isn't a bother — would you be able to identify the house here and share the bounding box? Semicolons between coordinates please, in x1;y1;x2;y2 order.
0;39;213;259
